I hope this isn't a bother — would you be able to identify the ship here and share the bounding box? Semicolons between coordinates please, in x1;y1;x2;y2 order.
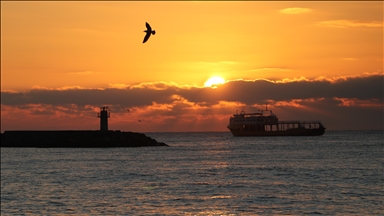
227;106;325;136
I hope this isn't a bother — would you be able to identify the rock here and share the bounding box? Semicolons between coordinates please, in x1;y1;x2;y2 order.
0;130;168;148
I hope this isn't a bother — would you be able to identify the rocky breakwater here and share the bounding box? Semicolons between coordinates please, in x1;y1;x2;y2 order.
0;130;168;148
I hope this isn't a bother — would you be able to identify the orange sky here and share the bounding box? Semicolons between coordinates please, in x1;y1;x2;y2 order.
1;1;383;132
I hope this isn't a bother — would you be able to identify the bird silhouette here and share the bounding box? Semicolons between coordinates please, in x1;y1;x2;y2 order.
143;22;156;43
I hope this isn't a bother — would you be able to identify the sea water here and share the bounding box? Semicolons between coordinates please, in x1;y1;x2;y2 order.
1;130;383;215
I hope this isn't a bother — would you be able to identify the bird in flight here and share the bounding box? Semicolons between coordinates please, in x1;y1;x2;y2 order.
143;22;156;43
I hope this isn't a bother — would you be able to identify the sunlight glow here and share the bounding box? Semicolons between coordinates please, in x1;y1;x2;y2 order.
204;76;225;87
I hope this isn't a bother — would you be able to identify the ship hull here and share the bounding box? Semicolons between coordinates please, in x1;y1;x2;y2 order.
228;127;325;137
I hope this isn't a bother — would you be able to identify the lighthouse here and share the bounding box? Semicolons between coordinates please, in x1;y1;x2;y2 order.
97;106;110;131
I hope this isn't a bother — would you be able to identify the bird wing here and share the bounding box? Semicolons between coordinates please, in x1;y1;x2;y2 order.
143;32;151;43
145;22;152;31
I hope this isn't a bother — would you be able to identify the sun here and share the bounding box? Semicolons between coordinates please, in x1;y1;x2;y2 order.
204;76;225;87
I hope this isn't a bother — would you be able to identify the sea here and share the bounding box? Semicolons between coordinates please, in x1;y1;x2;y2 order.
1;130;383;215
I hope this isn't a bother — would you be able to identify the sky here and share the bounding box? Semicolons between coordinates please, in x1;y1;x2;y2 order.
1;1;383;132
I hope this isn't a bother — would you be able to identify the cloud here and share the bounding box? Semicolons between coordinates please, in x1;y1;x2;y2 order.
314;72;383;83
1;89;18;93
1;74;383;131
333;97;382;107
279;7;313;14
129;81;196;90
341;58;357;61
31;85;94;90
2;74;382;107
108;83;130;89
317;20;383;28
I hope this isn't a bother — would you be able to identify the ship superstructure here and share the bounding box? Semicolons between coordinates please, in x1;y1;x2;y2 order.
227;106;325;136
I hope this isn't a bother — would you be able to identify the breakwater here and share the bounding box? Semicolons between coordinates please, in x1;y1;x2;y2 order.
0;130;167;148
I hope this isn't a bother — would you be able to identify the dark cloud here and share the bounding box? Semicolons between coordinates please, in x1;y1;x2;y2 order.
2;75;383;108
207;75;383;103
